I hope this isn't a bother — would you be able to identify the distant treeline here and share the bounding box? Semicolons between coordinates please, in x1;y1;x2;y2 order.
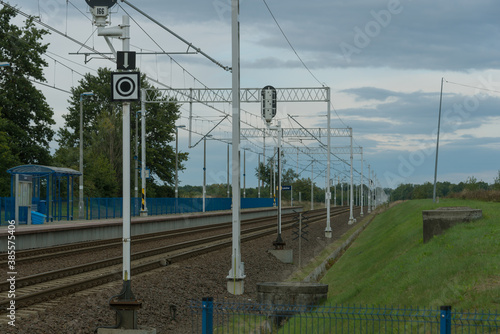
387;173;500;202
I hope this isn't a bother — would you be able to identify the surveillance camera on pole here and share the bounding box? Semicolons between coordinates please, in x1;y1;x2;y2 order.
261;85;277;124
85;0;116;27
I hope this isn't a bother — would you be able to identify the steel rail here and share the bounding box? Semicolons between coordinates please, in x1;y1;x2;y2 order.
0;207;351;311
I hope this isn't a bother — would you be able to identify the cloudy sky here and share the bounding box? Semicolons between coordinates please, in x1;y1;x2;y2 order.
7;0;500;190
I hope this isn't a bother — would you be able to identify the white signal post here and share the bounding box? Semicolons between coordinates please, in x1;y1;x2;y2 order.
90;3;142;328
94;10;133;294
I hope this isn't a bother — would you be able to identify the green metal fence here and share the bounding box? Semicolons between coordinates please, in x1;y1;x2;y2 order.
189;298;500;333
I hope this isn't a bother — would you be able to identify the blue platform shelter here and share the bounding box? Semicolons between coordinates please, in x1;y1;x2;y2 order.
7;165;82;223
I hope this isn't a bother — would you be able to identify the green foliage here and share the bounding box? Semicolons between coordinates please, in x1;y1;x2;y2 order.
389;177;497;202
412;181;433;199
84;152;119;197
494;170;500;191
465;176;478;191
208;183;230;198
0;6;55;195
0;116;18;195
54;68;187;197
255;157;298;188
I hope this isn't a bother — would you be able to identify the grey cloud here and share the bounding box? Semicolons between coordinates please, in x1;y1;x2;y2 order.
341;87;405;102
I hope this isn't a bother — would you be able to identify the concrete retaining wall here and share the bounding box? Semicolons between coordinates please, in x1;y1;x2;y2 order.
303;214;376;283
422;207;482;243
257;282;328;306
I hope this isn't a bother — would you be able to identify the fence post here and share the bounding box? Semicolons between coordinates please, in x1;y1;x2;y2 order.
202;297;214;334
440;305;451;334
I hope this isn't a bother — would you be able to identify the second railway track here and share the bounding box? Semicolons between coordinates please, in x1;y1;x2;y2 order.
0;207;351;313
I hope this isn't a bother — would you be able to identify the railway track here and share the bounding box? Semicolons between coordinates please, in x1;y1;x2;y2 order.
0;207;350;313
0;211;302;266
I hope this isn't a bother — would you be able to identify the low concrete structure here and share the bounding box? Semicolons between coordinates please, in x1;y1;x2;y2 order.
268;249;294;264
257;282;328;306
304;214;376;283
422;206;482;243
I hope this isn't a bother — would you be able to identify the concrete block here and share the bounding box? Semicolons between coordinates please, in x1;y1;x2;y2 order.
257;282;328;306
268;249;293;264
227;279;245;295
422;207;482;243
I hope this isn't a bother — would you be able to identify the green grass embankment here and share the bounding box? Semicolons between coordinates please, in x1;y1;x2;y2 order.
321;199;500;310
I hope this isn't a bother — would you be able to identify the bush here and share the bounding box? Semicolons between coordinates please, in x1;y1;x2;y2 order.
447;189;500;202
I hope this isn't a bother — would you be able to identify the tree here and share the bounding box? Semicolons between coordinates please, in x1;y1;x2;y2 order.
255;158;298;187
494;170;500;191
413;182;433;199
391;183;414;201
55;68;188;197
0;115;18;195
292;177;314;201
255;159;273;187
465;176;479;191
0;6;55;195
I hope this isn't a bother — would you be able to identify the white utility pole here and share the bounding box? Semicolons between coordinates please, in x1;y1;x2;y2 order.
368;164;372;214
433;77;444;203
360;149;364;217
227;144;230;198
257;153;261;198
333;175;337;207
243;150;246;198
227;0;245;295
311;162;314;210
274;121;284;246
325;88;332;238
203;136;207;212
175;125;185;198
135;110;139;212
79;92;93;220
348;128;355;225
140;89;147;216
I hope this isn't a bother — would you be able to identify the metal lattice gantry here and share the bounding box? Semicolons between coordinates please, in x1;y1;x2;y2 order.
144;86;357;236
143;85;339;294
281;146;362;155
280;146;366;217
239;127;352;139
143;87;329;104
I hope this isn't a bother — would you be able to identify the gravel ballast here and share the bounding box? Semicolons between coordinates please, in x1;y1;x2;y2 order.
1;208;363;334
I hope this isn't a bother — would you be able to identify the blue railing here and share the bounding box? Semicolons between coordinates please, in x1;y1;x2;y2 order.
88;197;274;219
189;299;500;334
0;196;275;224
0;197;14;224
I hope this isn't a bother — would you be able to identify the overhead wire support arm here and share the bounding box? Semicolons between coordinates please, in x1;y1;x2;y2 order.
0;1;115;63
120;0;231;71
191;115;229;148
288;114;326;148
69;51;198;56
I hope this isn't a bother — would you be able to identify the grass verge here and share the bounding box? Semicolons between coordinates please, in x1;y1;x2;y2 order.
321;199;500;310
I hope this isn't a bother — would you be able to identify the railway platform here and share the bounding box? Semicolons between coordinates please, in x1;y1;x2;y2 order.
0;206;300;251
